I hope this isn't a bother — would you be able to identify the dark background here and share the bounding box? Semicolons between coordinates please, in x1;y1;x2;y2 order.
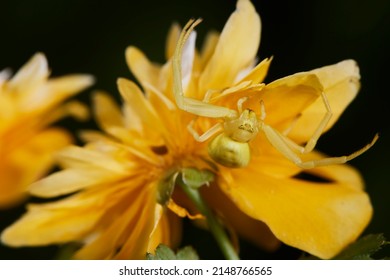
0;0;389;259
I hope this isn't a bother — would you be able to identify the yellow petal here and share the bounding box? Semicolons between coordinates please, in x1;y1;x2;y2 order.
199;31;220;69
0;92;16;121
311;59;359;88
117;78;165;134
0;128;72;207
92;92;124;132
147;205;177;252
61;100;90;121
73;193;142;259
7;53;49;94
1;192;108;246
199;0;261;93
238;57;273;84
114;190;156;259
56;145;129;173
297;150;364;191
0;68;11;83
79;129;162;166
245;142;301;178
29;168;119;198
165;23;181;60
289;60;360;142
125;46;160;89
0;161;28;208
202;183;281;252
73;186;155;259
167;199;204;220
21;75;94;112
256;73;323;130
219;167;372;259
212;73;322;131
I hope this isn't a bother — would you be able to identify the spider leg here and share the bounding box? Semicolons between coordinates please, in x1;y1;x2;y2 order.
173;18;237;119
260;93;332;153
262;123;378;169
237;97;248;113
187;120;223;142
301;91;333;153
203;89;219;103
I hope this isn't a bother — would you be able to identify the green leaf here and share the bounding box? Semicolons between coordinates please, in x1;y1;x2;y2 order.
146;244;176;260
146;244;199;260
176;246;199;260
333;234;390;260
181;167;214;189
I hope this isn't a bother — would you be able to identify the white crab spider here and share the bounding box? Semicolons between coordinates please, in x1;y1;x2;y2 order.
173;19;378;168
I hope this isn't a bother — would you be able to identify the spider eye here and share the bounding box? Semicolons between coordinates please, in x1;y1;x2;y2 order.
239;123;255;133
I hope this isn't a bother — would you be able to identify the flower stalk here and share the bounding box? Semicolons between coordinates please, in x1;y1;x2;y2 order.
178;176;239;260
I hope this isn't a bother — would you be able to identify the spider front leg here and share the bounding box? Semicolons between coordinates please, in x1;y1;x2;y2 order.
261;122;378;169
172;18;237;119
237;97;248;114
187;120;224;142
187;96;250;144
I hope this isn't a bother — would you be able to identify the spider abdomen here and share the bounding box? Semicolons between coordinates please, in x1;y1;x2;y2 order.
208;133;250;168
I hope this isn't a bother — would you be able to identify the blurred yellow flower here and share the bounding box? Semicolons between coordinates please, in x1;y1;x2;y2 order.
1;0;374;259
0;53;93;208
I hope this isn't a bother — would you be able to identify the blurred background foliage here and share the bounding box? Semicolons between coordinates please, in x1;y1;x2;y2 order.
0;0;389;259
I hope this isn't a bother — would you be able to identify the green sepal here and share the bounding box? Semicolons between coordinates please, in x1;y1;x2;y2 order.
156;170;179;206
176;246;199;260
146;244;199;260
332;234;389;260
300;234;389;260
181;167;214;189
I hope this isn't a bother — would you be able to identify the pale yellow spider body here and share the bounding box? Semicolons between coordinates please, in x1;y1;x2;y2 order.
208;109;258;167
173;19;378;169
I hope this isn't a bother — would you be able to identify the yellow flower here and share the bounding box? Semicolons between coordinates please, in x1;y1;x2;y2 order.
1;0;373;259
0;53;93;208
0;87;189;259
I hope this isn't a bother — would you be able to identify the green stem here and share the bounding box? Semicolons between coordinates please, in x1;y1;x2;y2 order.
179;179;239;260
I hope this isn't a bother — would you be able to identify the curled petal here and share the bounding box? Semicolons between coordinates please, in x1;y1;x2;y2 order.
251;73;323;131
167;199;204;220
219;166;372;259
289;60;360;142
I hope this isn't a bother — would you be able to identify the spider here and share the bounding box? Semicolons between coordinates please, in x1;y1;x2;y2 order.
173;19;378;168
